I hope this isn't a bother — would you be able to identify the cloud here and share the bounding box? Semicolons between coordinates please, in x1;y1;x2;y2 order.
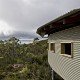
0;0;80;39
0;20;15;36
0;31;38;40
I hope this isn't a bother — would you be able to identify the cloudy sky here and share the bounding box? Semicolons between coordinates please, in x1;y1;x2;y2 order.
0;0;80;40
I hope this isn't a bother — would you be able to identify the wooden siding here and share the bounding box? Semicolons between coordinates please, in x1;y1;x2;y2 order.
48;26;80;80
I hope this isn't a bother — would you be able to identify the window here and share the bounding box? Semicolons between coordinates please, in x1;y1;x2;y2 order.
50;43;55;52
61;43;72;56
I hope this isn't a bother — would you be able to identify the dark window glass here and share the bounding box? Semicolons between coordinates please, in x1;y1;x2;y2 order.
61;43;71;55
50;43;55;52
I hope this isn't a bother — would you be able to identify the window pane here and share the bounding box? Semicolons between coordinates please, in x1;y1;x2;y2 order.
61;43;71;55
65;43;71;55
50;43;55;52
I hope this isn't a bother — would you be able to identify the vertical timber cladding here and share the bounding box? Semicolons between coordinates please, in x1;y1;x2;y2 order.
48;26;80;80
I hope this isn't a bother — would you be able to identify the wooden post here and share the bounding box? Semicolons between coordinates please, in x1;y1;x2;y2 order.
52;69;54;80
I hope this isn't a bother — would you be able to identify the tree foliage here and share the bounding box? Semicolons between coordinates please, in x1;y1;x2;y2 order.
0;37;63;80
0;37;52;80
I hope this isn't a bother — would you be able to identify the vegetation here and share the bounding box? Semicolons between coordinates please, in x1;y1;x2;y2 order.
0;37;63;80
0;37;51;80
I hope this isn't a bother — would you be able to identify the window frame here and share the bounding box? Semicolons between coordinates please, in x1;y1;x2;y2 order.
60;42;73;58
50;43;55;53
48;43;50;51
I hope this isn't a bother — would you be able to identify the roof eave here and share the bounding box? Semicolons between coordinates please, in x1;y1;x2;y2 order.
37;9;80;37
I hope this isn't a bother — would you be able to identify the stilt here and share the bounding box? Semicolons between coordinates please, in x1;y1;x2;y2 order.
52;69;54;80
